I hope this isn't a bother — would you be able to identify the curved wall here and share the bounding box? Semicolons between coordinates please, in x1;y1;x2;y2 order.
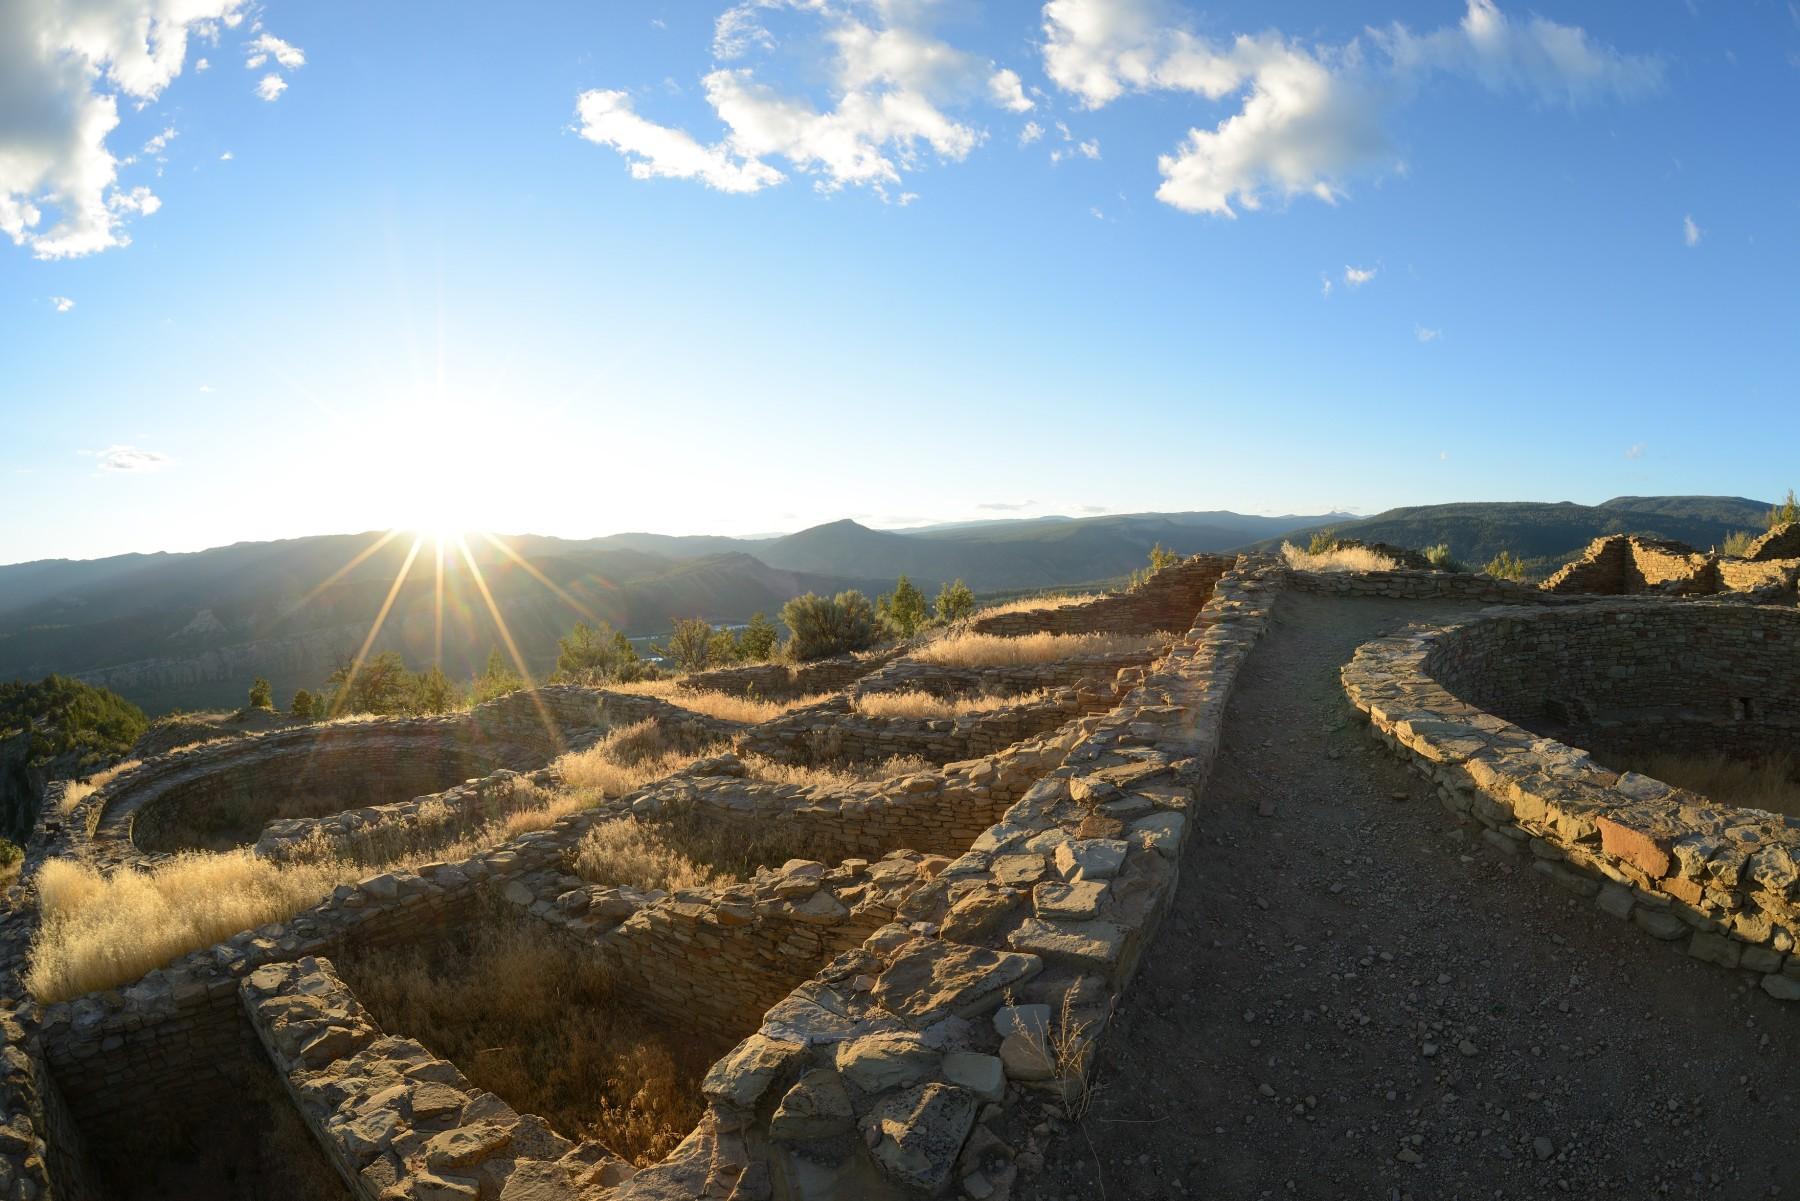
1424;604;1800;760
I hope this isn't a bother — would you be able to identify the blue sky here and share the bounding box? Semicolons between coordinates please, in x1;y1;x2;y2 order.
3;0;1797;563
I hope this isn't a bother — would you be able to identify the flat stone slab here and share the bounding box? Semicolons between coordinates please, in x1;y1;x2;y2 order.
1007;917;1129;969
872;941;1042;1026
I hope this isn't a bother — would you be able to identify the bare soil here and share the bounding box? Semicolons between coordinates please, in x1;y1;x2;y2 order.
1018;592;1800;1201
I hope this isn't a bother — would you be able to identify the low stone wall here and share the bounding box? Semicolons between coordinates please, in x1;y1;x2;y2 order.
627;723;1085;866
850;651;1156;701
1343;600;1800;1003
1423;601;1799;760
1746;522;1800;562
677;651;903;700
44;687;609;873
611;557;1281;1200
1287;566;1556;603
968;555;1231;637
739;690;1092;767
243;956;633;1200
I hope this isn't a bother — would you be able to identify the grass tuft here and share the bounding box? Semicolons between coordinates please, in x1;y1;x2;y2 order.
1281;542;1397;573
572;818;727;892
853;689;1047;720
913;631;1166;668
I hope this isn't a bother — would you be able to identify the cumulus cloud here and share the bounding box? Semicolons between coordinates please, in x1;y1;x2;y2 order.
1416;325;1440;342
583;0;1033;199
0;0;298;258
1041;0;1661;217
1020;120;1044;144
1683;214;1701;247
89;445;171;472
245;33;305;70
575;89;783;193
51;296;74;313
255;73;287;102
1344;264;1377;286
1624;442;1645;460
142;126;177;156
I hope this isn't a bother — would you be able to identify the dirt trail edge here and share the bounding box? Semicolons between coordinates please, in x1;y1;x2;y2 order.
1018;591;1800;1201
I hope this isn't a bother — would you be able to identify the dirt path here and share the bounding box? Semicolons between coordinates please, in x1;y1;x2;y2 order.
1020;591;1800;1201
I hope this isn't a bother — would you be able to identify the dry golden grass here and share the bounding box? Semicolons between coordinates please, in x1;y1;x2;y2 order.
739;752;931;789
61;757;145;811
27;852;343;1002
1628;750;1800;818
334;911;709;1166
605;678;834;723
913;630;1166;668
1281;541;1397;572
572;818;726;892
854;689;1046;721
554;719;724;796
974;593;1105;619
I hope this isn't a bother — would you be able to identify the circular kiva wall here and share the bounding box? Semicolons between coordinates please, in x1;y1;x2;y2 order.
1422;603;1799;764
100;724;537;858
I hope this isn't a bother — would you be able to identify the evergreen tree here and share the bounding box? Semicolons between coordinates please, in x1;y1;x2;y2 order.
288;689;317;721
879;575;928;638
415;665;461;713
247;677;274;710
738;612;779;662
933;579;976;624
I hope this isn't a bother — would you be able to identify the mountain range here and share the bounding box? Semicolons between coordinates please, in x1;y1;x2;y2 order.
0;497;1774;715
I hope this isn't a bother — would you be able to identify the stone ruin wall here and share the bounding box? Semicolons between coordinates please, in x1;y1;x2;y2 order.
966;554;1232;637
738;691;1096;768
676;651;904;701
1424;602;1800;759
1544;531;1800;598
1344;600;1800;1007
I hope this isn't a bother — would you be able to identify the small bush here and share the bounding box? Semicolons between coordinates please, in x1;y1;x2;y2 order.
468;648;526;706
915;631;1166;667
1281;542;1397;573
247;677;274;710
737;613;780;663
1482;549;1528;581
780;591;880;661
1721;530;1758;557
552;720;723;796
1769;489;1799;530
1424;544;1465;572
556;620;650;683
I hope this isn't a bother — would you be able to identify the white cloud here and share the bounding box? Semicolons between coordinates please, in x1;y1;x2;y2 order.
245;33;305;71
142;126;177;156
51;296;74;313
1683;213;1701;247
1415;325;1440;342
0;0;251;258
219;151;234;161
1344;264;1377;286
89;445;171;472
1320;275;1333;297
1042;0;1661;217
195;56;210;71
575;90;784;193
989;68;1034;112
255;73;287;102
1624;442;1645;459
198;383;214;392
587;0;1030;198
1020;120;1044;144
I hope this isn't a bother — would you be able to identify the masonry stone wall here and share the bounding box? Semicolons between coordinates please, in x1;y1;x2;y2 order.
1544;533;1800;598
1343;600;1800;1006
850;652;1155;701
1287;566;1559;603
678;651;903;700
967;555;1231;637
739;691;1091;767
1424;603;1800;760
1747;522;1800;562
